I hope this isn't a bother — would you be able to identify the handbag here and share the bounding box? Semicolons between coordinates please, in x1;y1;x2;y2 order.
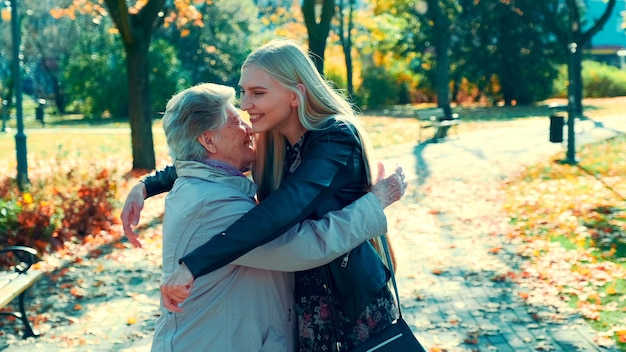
350;235;427;352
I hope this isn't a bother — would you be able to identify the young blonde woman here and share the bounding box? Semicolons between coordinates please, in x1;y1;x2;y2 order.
124;39;407;351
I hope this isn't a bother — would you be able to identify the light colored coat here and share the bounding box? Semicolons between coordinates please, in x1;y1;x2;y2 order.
151;160;388;352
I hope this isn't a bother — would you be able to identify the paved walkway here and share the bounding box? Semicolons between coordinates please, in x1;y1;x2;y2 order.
382;115;624;352
1;115;623;351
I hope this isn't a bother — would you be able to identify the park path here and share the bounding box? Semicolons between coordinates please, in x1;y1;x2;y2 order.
0;115;623;351
381;115;624;351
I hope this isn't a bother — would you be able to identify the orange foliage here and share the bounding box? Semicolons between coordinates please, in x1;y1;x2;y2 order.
0;165;121;256
504;135;626;346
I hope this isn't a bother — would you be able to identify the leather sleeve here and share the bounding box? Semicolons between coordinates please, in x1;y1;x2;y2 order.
231;192;386;271
181;122;362;278
142;165;178;198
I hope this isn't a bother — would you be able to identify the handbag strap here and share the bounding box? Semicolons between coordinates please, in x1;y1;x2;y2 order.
380;234;403;318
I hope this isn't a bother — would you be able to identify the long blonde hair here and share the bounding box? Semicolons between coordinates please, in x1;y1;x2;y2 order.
246;39;374;200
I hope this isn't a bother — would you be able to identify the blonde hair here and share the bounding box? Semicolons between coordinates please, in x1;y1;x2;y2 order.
162;83;235;161
246;39;374;200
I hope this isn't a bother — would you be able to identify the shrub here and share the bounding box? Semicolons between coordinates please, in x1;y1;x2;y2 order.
0;163;121;254
552;60;626;98
583;61;626;98
356;62;402;109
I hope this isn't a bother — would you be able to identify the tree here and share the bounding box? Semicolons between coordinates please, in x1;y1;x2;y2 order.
159;0;259;87
564;0;616;117
564;0;616;164
541;0;616;116
102;0;166;170
455;0;563;105
302;0;335;74
425;0;454;118
337;0;355;97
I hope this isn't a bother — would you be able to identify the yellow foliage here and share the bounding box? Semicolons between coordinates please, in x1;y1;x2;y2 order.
605;284;617;295
23;193;33;204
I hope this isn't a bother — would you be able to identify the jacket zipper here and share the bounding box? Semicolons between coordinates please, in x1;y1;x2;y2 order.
340;251;351;268
323;267;344;351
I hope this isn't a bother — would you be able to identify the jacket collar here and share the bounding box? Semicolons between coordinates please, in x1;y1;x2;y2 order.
173;160;257;198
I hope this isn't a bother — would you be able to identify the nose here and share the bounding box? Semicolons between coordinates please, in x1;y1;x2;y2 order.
239;94;252;111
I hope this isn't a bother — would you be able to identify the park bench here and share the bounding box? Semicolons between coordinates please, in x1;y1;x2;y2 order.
415;108;461;143
0;246;43;339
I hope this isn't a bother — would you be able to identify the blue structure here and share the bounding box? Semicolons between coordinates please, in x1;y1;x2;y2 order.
585;0;626;69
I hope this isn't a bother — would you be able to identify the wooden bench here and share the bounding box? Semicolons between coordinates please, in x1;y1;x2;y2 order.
415;108;461;143
0;246;43;339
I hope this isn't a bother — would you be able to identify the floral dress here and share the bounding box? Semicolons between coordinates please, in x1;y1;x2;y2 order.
285;136;398;352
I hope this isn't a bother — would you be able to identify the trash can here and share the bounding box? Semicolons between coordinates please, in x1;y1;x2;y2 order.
35;99;46;125
549;114;564;143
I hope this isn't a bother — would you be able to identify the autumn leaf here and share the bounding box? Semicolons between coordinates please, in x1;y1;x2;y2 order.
616;330;626;343
70;287;85;298
94;263;104;273
605;284;617;295
488;246;502;254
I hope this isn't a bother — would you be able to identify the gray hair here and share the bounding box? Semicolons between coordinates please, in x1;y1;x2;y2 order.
162;83;235;161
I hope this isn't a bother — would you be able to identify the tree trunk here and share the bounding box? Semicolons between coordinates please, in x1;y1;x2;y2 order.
338;0;355;98
51;76;66;115
302;0;335;74
428;0;453;139
126;41;156;170
104;0;165;171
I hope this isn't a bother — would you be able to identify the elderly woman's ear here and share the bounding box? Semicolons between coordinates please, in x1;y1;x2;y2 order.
199;131;218;154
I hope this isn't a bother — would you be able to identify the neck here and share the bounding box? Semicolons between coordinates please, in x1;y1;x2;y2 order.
282;123;308;146
201;158;245;176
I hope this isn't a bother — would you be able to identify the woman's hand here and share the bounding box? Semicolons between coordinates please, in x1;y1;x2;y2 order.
161;263;195;313
120;182;147;248
371;162;407;208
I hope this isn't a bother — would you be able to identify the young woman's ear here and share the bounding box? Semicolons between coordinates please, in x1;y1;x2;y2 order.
291;83;306;108
199;131;218;154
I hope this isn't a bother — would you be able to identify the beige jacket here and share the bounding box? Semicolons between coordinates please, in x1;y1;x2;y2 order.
151;160;388;352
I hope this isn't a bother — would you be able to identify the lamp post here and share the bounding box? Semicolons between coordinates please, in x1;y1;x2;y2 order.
564;41;578;165
10;0;28;190
1;100;7;132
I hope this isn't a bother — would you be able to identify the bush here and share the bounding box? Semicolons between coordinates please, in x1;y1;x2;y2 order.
356;62;402;109
0;163;121;254
552;60;626;98
583;61;626;98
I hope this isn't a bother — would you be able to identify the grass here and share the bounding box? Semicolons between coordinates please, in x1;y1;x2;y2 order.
504;131;626;349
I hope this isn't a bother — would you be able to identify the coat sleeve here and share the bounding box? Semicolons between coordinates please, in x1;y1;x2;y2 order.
232;192;386;271
180;123;363;278
142;165;178;198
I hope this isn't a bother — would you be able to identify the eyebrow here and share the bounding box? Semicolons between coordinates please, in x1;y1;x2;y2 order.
238;85;268;90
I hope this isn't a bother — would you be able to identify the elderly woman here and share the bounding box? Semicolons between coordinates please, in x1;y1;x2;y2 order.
149;83;404;351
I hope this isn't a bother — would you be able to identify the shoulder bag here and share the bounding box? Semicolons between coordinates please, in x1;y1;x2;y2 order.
351;235;427;352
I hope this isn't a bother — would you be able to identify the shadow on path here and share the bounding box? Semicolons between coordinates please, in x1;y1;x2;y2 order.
384;115;625;352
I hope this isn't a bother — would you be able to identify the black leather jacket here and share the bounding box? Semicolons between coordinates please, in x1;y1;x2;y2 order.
143;118;390;320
